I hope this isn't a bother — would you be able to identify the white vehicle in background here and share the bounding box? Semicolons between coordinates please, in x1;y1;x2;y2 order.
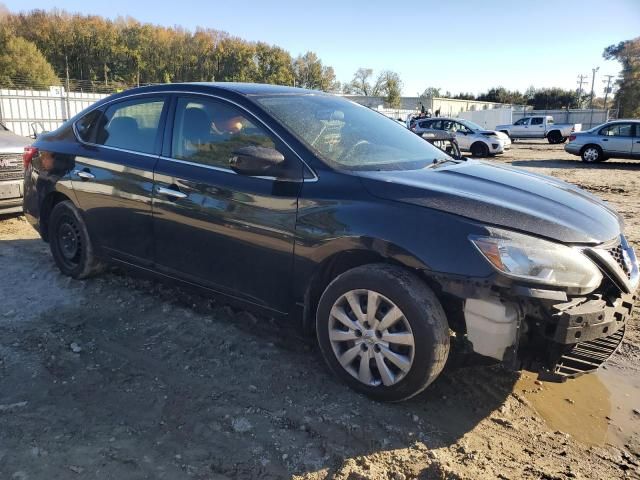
496;116;581;144
412;118;511;157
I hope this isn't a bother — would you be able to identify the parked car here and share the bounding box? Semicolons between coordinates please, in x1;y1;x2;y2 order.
413;117;511;157
23;83;638;401
496;116;581;144
0;122;29;214
564;120;640;163
419;130;463;159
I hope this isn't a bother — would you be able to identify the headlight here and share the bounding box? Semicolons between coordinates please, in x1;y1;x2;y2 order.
470;228;602;293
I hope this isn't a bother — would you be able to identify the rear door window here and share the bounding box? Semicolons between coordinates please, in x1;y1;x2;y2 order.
75;110;104;143
530;117;543;125
94;97;165;154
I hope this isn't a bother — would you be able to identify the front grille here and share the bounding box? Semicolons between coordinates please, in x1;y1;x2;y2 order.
607;243;629;276
552;325;625;378
0;153;23;181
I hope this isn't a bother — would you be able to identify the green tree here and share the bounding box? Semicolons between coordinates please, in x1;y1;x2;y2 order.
349;68;376;95
255;43;294;85
421;87;441;98
604;37;640;117
0;32;58;88
375;70;403;107
293;51;336;91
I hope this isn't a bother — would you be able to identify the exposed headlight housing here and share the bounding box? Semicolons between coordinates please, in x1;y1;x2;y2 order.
470;228;603;294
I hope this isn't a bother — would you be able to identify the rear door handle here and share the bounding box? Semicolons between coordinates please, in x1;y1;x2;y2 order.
157;186;188;199
73;169;95;180
602;139;608;142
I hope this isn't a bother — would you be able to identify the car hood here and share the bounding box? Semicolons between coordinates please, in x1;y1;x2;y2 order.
0;131;30;152
477;130;509;141
357;160;621;244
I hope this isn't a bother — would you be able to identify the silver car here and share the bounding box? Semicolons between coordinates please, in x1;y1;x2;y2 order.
565;120;640;163
0;122;28;214
412;117;511;157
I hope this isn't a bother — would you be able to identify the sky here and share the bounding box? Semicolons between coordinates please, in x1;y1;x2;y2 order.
4;0;639;96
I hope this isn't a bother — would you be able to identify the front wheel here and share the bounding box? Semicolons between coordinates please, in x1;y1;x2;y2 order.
581;145;603;163
49;200;103;279
316;264;450;402
470;142;490;157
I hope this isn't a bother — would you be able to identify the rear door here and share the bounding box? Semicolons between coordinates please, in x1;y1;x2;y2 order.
152;94;305;313
71;95;167;264
598;123;634;155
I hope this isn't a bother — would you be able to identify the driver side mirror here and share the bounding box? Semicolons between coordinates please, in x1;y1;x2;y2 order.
230;146;286;177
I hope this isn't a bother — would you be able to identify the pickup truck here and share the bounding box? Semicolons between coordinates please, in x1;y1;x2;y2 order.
496;116;582;144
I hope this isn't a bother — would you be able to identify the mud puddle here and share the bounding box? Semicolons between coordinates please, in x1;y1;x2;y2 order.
516;364;640;449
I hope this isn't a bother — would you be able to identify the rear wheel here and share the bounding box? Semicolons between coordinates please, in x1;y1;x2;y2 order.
581;145;603;163
547;131;563;144
316;264;450;402
470;142;489;157
49;200;103;278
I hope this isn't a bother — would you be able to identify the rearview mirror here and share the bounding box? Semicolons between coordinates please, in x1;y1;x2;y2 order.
230;146;285;177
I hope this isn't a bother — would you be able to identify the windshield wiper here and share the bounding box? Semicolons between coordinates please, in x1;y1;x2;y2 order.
427;158;456;169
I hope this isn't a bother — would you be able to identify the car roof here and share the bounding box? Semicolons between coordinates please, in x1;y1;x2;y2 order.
110;82;322;98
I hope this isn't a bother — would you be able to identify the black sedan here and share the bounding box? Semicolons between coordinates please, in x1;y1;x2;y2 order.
22;83;638;401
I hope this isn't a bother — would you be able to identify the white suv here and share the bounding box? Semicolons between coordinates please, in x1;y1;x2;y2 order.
412;118;511;157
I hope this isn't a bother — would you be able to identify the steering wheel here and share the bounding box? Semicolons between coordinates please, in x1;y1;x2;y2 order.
340;140;370;162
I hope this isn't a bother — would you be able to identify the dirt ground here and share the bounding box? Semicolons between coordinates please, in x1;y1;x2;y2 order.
1;140;639;480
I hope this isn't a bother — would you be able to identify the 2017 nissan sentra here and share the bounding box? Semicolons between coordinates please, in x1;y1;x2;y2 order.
22;83;638;401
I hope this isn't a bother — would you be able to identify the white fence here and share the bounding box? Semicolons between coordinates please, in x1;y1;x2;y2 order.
0;88;107;137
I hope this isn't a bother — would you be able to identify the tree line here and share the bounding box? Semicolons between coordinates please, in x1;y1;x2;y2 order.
0;8;339;92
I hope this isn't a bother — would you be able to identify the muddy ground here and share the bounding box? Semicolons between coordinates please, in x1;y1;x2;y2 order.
0;140;639;479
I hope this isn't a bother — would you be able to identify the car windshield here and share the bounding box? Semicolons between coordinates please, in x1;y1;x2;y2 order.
254;94;451;171
459;120;483;131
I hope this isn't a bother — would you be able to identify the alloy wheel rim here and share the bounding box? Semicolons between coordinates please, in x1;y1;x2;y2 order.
328;289;415;387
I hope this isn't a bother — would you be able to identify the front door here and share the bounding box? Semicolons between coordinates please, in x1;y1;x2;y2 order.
152;94;305;313
598;123;634;155
71;95;167;264
511;117;530;137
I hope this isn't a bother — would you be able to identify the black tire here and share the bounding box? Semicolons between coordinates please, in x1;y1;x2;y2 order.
49;200;103;279
547;131;562;144
470;142;489;157
316;264;450;402
580;145;604;163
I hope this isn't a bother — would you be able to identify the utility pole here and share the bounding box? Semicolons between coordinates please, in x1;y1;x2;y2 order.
588;67;599;129
602;74;614;112
64;55;71;121
576;74;587;108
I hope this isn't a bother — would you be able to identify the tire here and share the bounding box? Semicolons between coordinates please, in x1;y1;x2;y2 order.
470;142;489;157
49;200;103;279
560;136;568;143
316;264;450;402
581;145;604;163
547;131;562;144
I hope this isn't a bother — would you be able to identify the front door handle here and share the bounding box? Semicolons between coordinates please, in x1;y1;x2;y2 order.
157;186;188;199
73;169;95;180
602;139;608;142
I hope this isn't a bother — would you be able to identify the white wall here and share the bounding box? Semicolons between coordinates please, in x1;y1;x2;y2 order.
458;109;513;130
0;88;107;137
